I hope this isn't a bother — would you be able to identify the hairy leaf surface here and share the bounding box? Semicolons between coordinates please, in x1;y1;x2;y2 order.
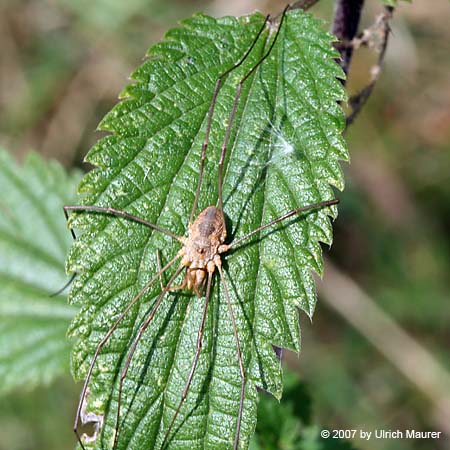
0;150;79;395
67;10;347;449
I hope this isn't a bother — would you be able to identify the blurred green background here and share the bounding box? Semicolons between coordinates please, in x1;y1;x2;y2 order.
1;0;449;449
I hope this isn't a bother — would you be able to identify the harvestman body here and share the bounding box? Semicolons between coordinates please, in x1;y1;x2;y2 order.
178;206;227;296
65;6;339;450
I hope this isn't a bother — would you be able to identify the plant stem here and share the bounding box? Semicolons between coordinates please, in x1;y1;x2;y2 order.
346;6;394;127
332;0;365;78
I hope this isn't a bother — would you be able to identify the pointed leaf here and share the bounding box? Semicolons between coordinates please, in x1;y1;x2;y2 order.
67;10;347;449
0;150;79;395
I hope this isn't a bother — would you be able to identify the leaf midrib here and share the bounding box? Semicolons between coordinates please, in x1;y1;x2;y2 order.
200;22;273;448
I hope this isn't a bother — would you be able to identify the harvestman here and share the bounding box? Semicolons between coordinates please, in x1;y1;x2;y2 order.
65;6;339;450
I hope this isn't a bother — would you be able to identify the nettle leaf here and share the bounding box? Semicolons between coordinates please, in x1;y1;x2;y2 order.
67;9;347;450
0;150;79;395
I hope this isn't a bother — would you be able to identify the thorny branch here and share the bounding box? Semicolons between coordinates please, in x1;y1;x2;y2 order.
332;0;366;77
329;1;395;128
345;7;394;127
287;1;395;128
326;0;394;128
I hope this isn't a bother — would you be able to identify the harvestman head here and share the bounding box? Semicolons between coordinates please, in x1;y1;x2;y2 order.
64;5;339;450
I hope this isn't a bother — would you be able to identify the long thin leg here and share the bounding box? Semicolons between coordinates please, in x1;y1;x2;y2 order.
113;264;185;450
73;253;181;450
160;272;213;450
64;206;77;240
156;249;164;290
189;15;270;224
224;199;339;251
217;264;245;450
55;203;179;296
49;272;76;297
64;205;184;242
48;208;79;297
217;6;289;212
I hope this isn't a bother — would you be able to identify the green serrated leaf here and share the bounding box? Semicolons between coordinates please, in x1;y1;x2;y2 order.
67;9;347;450
0;149;80;395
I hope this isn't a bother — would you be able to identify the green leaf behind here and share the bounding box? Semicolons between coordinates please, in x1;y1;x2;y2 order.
250;371;357;450
0;150;79;395
67;10;348;449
